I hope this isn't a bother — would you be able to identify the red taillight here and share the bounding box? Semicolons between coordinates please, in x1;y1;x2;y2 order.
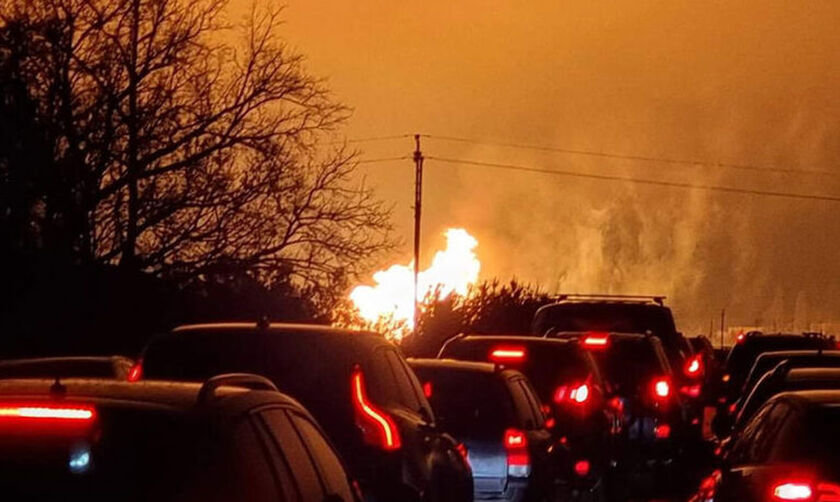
351;368;401;451
684;355;703;377
699;470;722;499
490;346;526;362
737;333;746;344
817;482;840;502
653;378;671;399
422;381;433;398
127;361;143;382
729;402;738;414
654;423;671;439
455;442;469;465
680;384;702;398
583;333;609;349
504;428;530;477
773;482;814;501
0;404;95;421
554;383;590;405
574;459;591;477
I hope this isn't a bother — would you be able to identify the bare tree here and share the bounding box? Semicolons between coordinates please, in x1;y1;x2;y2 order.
0;0;392;290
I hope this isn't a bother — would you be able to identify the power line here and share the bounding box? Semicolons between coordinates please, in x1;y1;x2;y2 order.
356;156;410;164
422;134;836;177
345;134;413;144
427;156;840;203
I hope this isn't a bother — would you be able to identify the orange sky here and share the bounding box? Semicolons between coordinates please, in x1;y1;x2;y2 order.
234;1;840;333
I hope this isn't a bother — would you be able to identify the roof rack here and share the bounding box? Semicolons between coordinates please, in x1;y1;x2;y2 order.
198;373;279;404
552;294;666;306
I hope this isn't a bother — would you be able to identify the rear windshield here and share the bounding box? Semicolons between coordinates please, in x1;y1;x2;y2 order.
412;367;516;438
439;339;598;405
0;406;231;501
142;331;354;430
775;407;840;470
533;303;677;338
744;353;840;395
590;338;669;395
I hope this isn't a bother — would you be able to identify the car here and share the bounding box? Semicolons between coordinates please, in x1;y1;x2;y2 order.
531;295;691;377
733;366;840;434
138;322;472;502
436;334;610;500
716;349;840;434
0;373;360;501
720;332;836;405
550;332;687;498
408;358;562;502
691;390;840;502
0;356;136;380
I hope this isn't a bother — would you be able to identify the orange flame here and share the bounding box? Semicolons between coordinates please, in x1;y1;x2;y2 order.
350;228;480;335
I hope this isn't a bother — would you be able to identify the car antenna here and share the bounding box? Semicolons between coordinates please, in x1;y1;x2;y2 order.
50;376;66;396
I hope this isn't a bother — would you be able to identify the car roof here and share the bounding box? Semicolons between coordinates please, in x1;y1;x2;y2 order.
786;367;840;382
166;322;388;351
756;349;840;360
451;334;579;347
0;378;302;413
772;389;840;408
408;358;497;373
0;356;132;366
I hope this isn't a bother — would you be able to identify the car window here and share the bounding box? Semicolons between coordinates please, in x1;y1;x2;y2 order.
288;412;355;501
231;418;289;502
508;378;538;429
730;402;773;464
384;349;422;412
393;352;436;419
258;408;325;501
516;379;546;429
749;402;791;463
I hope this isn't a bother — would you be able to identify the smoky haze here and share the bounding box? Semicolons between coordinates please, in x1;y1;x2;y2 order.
236;1;840;335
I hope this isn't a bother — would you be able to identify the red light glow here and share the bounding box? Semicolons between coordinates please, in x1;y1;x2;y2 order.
351;368;401;451
490;347;526;362
654;379;671;398
654;424;671;439
422;382;433;398
680;384;702;398
583;334;609;348
574;459;591;477
504;428;527;448
570;383;590;403
127;362;143;382
773;482;813;501
0;404;95;421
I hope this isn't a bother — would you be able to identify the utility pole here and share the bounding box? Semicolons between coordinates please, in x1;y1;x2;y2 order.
720;308;726;348
413;134;424;335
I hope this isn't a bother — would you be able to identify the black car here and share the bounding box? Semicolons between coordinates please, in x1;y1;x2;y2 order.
733;366;840;434
139;323;472;502
0;356;136;380
409;359;560;502
692;390;840;502
531;295;691;376
436;335;609;498
720;332;836;405
552;332;686;498
0;374;359;501
717;350;840;434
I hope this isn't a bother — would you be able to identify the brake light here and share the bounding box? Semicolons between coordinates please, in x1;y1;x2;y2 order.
583;333;609;349
684;355;703;377
653;378;671;399
654;423;671;439
455;442;469;465
554;383;590;405
773;482;813;501
574;459;591;477
504;428;530;477
0;404;96;421
699;470;722;499
423;382;433;398
127;361;143;382
490;347;526;362
737;333;746;344
351;368;401;451
817;482;840;502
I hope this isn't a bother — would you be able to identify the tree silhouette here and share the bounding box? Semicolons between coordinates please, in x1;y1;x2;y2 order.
0;0;392;292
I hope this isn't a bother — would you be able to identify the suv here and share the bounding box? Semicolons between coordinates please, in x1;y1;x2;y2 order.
436;335;609;499
139;323;472;502
554;332;686;498
0;374;359;501
408;359;558;502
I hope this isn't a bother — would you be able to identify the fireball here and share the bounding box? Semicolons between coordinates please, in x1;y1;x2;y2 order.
350;228;481;333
